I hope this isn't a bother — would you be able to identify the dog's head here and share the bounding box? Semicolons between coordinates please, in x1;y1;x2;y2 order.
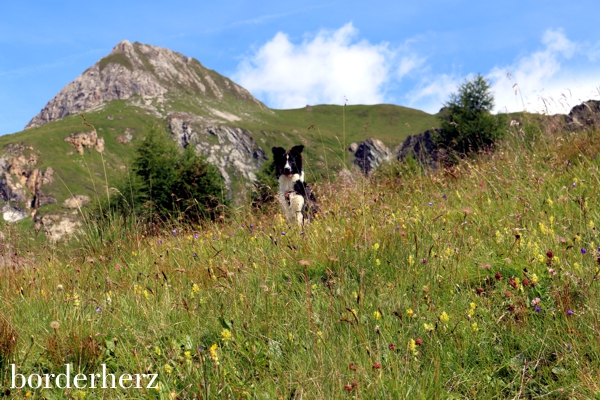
272;145;304;179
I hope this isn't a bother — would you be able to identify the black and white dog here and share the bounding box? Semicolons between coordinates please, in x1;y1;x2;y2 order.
272;145;318;226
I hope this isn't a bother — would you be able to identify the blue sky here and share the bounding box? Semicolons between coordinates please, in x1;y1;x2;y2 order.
1;0;600;136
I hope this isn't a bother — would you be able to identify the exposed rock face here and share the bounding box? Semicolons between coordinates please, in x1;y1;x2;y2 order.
167;113;267;195
2;204;27;223
351;138;392;175
63;195;90;209
25;40;265;129
564;100;600;130
396;129;443;168
64;130;105;154
0;144;56;210
34;213;81;242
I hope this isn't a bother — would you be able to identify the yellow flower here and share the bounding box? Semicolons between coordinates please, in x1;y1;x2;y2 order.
531;274;539;284
373;311;381;320
209;344;219;365
424;323;434;332
288;333;294;341
469;302;476;310
471;322;479;332
408;255;414;265
154;346;161;356
184;351;192;360
372;243;380;251
221;329;232;342
439;311;450;324
589;221;595;228
375;259;381;266
164;364;172;374
406;308;415;318
408;339;417;353
547;198;554;206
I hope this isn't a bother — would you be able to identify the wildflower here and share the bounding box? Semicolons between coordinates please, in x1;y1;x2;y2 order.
172;229;177;237
470;302;476;310
164;364;172;374
281;231;286;236
415;338;423;346
439;312;450;324
535;306;542;312
389;343;396;351
406;308;415;318
424;323;434;332
471;322;479;332
495;272;502;280
375;259;381;266
566;309;574;316
349;363;358;371
408;339;417;352
373;362;381;369
221;329;232;342
428;202;433;206
531;298;541;307
209;344;219;365
372;243;380;251
57;284;64;292
50;321;60;330
184;351;192;360
531;274;539;285
95;307;102;312
373;311;381;320
157;239;162;245
288;333;293;341
546;250;554;258
408;255;414;265
193;233;199;239
581;248;587;255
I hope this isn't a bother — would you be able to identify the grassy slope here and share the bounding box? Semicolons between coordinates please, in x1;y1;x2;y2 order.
1;121;600;398
0;100;440;213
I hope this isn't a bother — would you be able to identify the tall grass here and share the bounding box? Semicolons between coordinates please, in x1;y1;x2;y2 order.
1;118;600;398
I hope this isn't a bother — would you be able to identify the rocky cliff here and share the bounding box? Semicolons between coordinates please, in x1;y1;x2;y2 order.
25;40;265;129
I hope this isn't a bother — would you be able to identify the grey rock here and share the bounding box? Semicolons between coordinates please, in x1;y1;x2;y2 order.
26;40;265;129
396;129;442;168
2;204;27;223
353;138;392;175
63;195;90;209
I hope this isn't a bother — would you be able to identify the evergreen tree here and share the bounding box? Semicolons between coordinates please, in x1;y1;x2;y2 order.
437;74;506;156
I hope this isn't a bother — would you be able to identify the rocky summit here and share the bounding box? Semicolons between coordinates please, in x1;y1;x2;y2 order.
25;40;265;129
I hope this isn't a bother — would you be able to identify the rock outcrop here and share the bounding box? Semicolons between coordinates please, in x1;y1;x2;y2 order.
167;113;267;196
64;130;105;154
25;40;265;129
396;129;443;168
0;144;56;212
63;195;90;209
349;138;392;175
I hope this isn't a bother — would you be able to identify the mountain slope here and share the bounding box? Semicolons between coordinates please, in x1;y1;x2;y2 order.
1;40;441;240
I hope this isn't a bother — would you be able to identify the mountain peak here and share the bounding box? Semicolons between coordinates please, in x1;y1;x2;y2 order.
25;41;264;129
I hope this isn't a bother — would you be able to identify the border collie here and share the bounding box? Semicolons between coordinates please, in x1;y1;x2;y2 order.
272;145;318;226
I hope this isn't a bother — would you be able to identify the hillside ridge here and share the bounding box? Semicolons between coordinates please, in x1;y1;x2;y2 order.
25;40;265;129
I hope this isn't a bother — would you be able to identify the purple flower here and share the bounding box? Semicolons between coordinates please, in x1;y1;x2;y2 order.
300;231;304;235
534;306;542;312
443;194;447;200
539;178;543;182
581;248;587;254
572;182;577;187
96;307;102;312
428;202;433;206
281;231;286;236
250;224;255;228
567;309;574;316
157;239;162;245
396;225;400;230
193;253;197;258
193;233;198;239
172;229;177;236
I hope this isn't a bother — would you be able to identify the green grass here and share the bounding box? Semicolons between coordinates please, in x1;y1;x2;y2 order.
1;118;600;398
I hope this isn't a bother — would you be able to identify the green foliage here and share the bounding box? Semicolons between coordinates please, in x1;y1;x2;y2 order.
109;125;227;224
437;74;506;156
251;159;278;210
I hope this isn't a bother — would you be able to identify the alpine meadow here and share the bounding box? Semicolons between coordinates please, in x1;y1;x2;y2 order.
2;40;600;399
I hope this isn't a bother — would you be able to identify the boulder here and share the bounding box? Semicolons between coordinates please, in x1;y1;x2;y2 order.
353;138;392;175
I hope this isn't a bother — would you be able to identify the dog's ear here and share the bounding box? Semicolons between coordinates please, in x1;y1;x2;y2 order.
291;145;304;154
272;147;286;158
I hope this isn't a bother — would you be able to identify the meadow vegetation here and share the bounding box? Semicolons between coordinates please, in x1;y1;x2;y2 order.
2;110;600;399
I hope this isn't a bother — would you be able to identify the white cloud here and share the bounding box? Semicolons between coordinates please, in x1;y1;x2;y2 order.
233;23;394;108
489;29;600;114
